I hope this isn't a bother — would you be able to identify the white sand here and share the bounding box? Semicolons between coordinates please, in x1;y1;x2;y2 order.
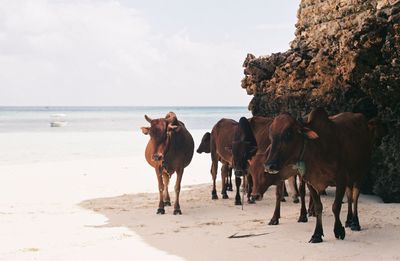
0;130;208;261
1;130;400;260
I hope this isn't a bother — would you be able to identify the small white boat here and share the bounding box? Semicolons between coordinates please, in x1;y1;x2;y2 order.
50;114;67;127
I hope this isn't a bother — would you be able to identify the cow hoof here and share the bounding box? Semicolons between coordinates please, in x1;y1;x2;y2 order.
227;187;233;192
345;219;352;227
163;201;171;206
268;219;279;225
173;209;182;215
293;198;300;204
222;194;229;199
280;198;286;202
334;225;346;239
157;208;165;215
350;223;361;231
309;235;323;243
211;190;218;200
297;215;308;223
248;198;256;204
235;200;242;206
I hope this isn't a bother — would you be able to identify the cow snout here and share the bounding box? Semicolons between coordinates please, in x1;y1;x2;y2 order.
264;162;279;174
152;154;163;161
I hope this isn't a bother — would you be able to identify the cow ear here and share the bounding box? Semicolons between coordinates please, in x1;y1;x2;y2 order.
302;127;319;140
225;146;232;153
141;127;150;135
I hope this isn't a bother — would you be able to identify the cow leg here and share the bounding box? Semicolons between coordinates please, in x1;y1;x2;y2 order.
288;175;300;203
283;182;289;197
227;168;233;191
308;186;324;243
298;177;308;223
350;186;361;231
332;183;346;240
221;164;229;199
269;181;284;225
156;168;165;215
224;174;229;194
345;187;353;227
210;159;218;200
162;172;171;206
247;174;256;204
234;176;242;205
282;183;288;202
173;169;183;215
308;193;316;217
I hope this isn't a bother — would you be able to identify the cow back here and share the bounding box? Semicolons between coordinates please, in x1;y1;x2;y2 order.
211;118;238;164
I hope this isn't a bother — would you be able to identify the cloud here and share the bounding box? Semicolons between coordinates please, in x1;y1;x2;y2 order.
0;0;250;106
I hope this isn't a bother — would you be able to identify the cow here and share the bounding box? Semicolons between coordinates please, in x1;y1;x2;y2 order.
197;119;242;204
229;116;308;225
264;108;373;243
141;112;194;215
196;132;233;194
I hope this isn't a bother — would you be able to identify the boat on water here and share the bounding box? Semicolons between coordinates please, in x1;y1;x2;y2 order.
50;114;67;127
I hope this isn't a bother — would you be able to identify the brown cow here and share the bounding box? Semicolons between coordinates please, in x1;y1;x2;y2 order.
264;108;373;243
196;132;233;194
197;119;242;204
230;116;307;225
141;112;194;215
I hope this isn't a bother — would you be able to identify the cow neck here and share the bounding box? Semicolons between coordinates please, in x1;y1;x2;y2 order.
161;131;174;175
294;137;307;177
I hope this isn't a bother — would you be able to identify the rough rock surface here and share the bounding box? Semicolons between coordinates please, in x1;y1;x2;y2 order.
241;0;400;202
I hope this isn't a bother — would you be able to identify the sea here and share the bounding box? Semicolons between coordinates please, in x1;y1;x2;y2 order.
0;106;252;133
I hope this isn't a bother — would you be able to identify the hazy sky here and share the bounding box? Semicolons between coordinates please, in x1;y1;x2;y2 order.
0;0;298;106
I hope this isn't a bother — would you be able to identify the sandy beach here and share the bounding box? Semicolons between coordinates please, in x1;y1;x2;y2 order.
2;130;400;260
82;185;400;261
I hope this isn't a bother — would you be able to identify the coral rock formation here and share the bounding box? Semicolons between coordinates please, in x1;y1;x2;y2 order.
242;0;400;202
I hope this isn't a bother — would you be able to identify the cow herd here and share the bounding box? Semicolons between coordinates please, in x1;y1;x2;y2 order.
141;108;382;243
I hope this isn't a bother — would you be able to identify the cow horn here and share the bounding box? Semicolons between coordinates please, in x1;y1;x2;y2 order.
144;115;152;123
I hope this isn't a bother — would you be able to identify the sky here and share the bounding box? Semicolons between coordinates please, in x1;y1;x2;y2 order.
0;0;298;106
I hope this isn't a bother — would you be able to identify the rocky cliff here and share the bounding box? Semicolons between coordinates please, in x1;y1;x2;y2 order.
242;0;400;202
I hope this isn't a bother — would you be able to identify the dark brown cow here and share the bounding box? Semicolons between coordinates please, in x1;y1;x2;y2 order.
197;119;241;204
196;132;233;193
230;116;307;225
141;112;194;215
264;108;373;243
248;152;309;225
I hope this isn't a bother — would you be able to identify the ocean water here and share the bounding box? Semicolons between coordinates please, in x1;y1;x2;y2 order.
0;106;252;133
